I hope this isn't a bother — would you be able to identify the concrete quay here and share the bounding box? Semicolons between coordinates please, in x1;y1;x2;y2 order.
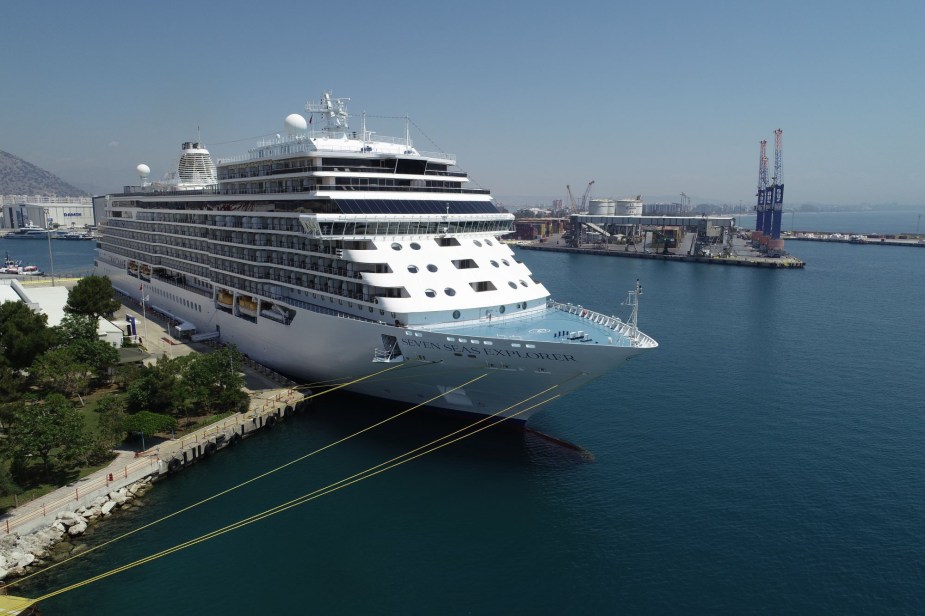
518;243;805;268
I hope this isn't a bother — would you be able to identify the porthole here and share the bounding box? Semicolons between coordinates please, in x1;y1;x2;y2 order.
485;239;493;246
425;289;436;298
452;310;461;319
508;281;517;289
408;265;419;273
519;280;528;287
427;264;438;272
444;288;456;296
499;305;506;314
391;242;402;251
502;259;510;266
410;242;421;250
490;260;499;268
473;239;483;247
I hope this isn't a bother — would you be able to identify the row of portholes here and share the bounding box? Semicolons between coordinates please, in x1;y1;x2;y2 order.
391;239;495;251
391;242;423;251
408;264;439;273
450;302;528;320
489;259;511;267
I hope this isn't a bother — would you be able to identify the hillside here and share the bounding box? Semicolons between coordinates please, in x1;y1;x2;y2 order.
0;150;88;196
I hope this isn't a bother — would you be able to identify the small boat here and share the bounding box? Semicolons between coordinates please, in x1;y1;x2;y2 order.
5;225;49;239
53;230;93;240
1;252;43;276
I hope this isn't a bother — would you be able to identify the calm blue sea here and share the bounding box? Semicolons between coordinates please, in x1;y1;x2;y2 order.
13;232;925;614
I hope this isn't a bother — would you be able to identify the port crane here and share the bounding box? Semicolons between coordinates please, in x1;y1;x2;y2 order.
565;181;595;213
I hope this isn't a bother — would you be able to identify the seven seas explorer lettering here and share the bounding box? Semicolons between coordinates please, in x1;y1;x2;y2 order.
400;338;577;362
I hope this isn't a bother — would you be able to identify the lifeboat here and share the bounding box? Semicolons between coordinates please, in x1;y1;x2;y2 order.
217;290;234;308
128;261;138;273
237;295;258;317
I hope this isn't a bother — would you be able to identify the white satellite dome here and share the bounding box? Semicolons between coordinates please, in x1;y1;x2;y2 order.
136;163;151;176
285;113;308;134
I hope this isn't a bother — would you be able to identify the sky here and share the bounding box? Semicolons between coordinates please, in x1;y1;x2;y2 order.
1;0;923;207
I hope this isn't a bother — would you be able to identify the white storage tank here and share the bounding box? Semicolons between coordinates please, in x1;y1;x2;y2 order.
588;199;616;215
615;198;643;216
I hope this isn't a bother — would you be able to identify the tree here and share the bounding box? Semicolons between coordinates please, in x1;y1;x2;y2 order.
64;275;120;319
125;355;192;416
96;394;127;449
0;300;54;370
185;346;247;414
32;348;92;401
69;339;119;382
123;411;176;437
53;313;99;345
7;394;86;475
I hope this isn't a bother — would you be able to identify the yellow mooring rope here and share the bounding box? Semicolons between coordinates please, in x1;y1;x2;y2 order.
1;368;489;591
33;386;560;603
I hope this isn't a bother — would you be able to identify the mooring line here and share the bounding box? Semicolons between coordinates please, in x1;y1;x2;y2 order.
33;387;559;602
1;371;490;591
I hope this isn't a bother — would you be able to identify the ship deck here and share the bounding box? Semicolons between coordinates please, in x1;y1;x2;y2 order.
422;302;656;348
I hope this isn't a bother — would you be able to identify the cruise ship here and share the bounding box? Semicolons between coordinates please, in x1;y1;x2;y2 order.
95;92;657;422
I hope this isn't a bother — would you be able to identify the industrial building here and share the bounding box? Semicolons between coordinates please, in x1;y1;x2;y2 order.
1;195;95;230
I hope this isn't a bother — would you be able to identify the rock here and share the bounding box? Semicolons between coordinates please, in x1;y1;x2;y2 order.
101;501;117;516
0;567;7;581
52;521;67;533
56;511;83;527
70;543;88;556
85;506;102;520
67;521;87;537
92;496;108;508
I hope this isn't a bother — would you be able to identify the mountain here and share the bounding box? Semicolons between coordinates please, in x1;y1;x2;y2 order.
0;150;88;196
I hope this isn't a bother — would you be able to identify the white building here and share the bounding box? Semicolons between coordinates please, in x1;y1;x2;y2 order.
1;195;95;230
0;279;125;346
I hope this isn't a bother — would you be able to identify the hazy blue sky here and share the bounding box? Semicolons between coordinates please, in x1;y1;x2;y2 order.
2;0;923;206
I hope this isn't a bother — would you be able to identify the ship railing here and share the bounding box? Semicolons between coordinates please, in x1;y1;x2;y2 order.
547;300;657;348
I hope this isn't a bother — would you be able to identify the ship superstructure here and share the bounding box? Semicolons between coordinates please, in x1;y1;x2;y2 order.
95;92;657;421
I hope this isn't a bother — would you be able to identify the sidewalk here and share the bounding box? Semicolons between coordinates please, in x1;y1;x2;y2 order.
1;450;160;537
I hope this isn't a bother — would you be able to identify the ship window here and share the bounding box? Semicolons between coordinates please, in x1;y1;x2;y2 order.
408;265;419;273
410;242;421;250
519;280;528;287
425;289;436;298
508;281;517;289
502;259;510;266
490;260;499;268
499;305;506;313
391;242;402;251
452;310;460;319
485;239;494;246
444;288;456;296
473;240;482;247
427;264;438;272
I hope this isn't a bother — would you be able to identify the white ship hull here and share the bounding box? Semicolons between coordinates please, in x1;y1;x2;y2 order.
101;261;645;422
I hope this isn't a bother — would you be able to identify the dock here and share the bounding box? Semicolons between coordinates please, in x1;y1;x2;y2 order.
517;242;805;268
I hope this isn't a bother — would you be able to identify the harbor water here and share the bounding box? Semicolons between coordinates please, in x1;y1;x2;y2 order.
8;233;925;614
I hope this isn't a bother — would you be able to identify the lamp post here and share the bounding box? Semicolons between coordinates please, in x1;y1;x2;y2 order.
44;208;56;286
